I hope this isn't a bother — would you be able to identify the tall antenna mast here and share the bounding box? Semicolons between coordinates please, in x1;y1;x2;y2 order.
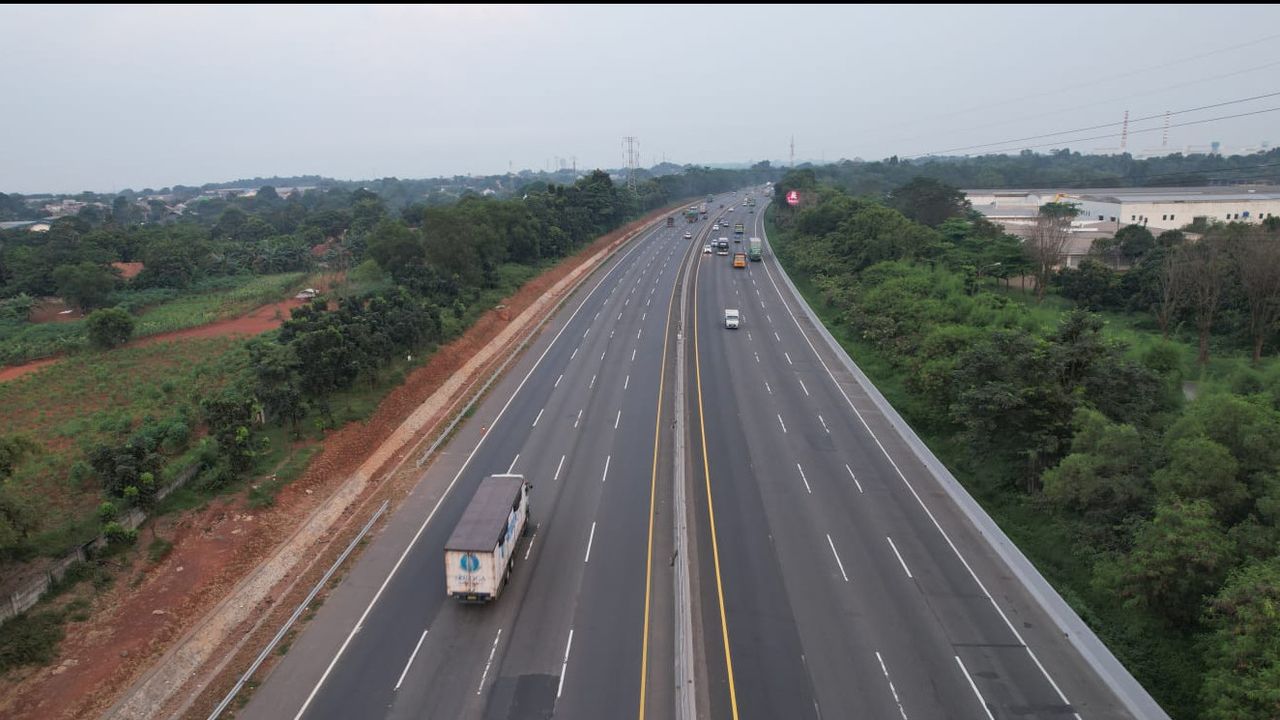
623;136;639;193
789;135;795;168
1162;110;1170;148
1120;110;1130;152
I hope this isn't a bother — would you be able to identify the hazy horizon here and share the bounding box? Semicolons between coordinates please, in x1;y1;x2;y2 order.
3;5;1278;195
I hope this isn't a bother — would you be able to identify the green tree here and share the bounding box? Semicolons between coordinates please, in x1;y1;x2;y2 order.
1094;497;1235;625
0;435;40;479
1042;409;1149;518
1200;557;1280;720
51;261;118;311
1054;258;1117;310
1114;224;1156;262
85;307;135;349
886;177;971;227
1152;438;1248;521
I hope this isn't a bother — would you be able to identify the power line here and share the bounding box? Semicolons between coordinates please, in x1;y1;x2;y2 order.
968;106;1280;156
927;32;1280;122
886;57;1280;148
913;90;1280;157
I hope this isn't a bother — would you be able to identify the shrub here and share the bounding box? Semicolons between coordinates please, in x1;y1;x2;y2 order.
85;307;135;349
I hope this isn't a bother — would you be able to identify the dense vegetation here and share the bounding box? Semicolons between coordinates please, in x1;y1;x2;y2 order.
770;172;1280;719
0;164;778;670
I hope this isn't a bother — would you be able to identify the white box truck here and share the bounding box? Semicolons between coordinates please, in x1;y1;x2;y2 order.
445;474;532;603
725;309;740;329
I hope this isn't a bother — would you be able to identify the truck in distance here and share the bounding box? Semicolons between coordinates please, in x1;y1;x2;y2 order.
733;222;745;236
716;239;730;255
748;237;762;261
724;309;740;329
732;252;746;268
444;474;532;603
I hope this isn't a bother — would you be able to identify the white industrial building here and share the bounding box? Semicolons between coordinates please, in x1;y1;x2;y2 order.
966;185;1280;232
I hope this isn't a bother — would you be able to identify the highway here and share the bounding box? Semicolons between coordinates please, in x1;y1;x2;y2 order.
242;200;713;720
687;195;1135;720
238;189;1145;720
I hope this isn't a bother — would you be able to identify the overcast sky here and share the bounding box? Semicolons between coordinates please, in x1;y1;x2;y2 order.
2;5;1278;194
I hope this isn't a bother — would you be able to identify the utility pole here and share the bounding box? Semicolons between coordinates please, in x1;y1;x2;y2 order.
1120;110;1129;153
789;135;795;168
1162;111;1170;148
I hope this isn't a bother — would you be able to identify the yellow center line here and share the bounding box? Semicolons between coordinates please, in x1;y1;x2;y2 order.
639;223;683;719
691;225;741;718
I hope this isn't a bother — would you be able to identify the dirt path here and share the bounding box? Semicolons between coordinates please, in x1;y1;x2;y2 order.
0;208;679;720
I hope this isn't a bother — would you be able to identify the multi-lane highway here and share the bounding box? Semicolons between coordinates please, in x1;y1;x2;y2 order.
239;189;1147;720
688;197;1137;720
243;201;704;720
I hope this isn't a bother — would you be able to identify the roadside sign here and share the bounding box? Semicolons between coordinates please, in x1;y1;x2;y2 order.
786;190;800;206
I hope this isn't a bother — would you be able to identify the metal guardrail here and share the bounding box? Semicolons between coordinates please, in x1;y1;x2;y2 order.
207;499;389;720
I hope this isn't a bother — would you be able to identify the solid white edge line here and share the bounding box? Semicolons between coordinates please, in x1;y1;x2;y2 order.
584;522;597;562
394;629;429;691
886;536;914;579
289;215;658;720
757;245;1075;705
826;533;849;582
956;655;995;720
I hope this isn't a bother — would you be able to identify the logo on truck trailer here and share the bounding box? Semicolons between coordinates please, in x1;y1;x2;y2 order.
460;553;480;572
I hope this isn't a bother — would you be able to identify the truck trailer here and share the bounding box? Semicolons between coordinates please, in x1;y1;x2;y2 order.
444;474;532;603
748;237;762;261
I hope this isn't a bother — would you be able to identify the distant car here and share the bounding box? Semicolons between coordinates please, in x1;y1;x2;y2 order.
703;244;712;254
683;231;693;240
729;207;735;211
712;224;720;231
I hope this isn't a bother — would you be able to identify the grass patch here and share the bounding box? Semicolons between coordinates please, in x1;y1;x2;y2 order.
130;272;306;338
147;537;173;564
0;608;66;672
